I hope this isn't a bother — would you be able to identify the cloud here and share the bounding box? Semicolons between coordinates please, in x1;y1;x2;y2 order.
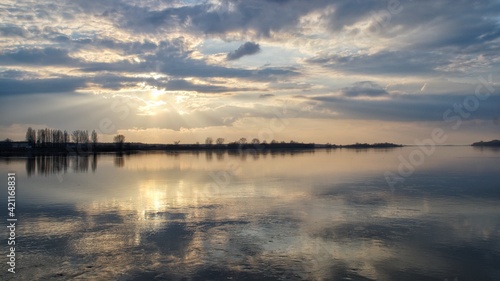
0;25;28;37
0;48;78;66
81;52;299;82
226;42;261;61
306;51;446;76
259;94;275;99
0;77;87;96
340;81;388;98
165;79;254;93
112;0;330;37
1;0;500;143
309;92;500;122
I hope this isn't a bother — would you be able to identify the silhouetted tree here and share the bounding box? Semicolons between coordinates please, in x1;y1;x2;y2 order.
114;134;125;143
37;129;48;145
251;138;260;145
52;130;58;144
91;130;98;146
80;130;89;144
25;127;36;145
114;134;125;150
239;138;247;144
71;130;80;144
63;130;69;143
71;130;90;144
205;137;213;145
51;129;63;144
216;138;225;145
45;128;52;143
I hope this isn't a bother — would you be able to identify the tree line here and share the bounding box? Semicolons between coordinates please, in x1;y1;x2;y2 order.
25;127;99;145
203;137;303;146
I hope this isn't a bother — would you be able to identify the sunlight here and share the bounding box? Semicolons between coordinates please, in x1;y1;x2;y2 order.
137;100;167;116
137;180;167;219
150;88;165;99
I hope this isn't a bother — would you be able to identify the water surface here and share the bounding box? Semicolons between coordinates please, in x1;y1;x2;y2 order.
1;147;500;280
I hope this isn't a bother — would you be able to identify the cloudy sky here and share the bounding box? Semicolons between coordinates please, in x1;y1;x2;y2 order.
1;0;499;144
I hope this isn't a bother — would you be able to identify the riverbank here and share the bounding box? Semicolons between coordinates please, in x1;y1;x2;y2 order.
0;142;403;156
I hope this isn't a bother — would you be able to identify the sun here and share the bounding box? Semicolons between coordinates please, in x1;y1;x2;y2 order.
150;88;164;99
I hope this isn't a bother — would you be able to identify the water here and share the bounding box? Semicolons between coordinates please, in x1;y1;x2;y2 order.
1;147;500;280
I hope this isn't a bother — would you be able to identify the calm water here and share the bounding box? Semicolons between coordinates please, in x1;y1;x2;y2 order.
1;147;500;280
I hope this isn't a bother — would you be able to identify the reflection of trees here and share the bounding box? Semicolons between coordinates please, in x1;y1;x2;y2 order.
36;155;70;176
215;150;225;161
72;155;89;173
25;155;98;176
26;157;36;176
114;153;125;167
91;154;98;173
205;151;213;162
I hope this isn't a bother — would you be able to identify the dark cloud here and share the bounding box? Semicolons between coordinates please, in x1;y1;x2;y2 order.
0;48;77;66
307;51;446;76
381;0;500;50
1;0;500;138
0;77;86;95
310;92;500;122
84;0;330;37
98;0;500;51
0;70;39;79
0;25;27;37
90;74;144;90
340;81;388;97
81;47;299;81
259;94;275;98
227;42;261;61
325;0;384;32
165;79;253;93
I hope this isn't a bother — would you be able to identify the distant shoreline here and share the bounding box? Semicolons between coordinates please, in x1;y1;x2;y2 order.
471;140;500;147
0;142;403;156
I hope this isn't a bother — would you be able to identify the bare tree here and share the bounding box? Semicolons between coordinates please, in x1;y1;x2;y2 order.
38;129;46;144
205;137;213;145
113;134;125;143
91;130;98;145
114;134;125;150
251;138;260;145
80;130;89;144
63;130;69;143
45;128;52;143
25;127;36;145
91;130;98;151
71;130;80;144
216;138;225;145
52;129;63;144
239;138;247;145
58;130;64;143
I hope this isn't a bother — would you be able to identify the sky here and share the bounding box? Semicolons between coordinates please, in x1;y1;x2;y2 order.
1;0;500;145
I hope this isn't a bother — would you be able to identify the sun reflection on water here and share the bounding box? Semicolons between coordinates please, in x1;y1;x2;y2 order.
4;148;500;280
